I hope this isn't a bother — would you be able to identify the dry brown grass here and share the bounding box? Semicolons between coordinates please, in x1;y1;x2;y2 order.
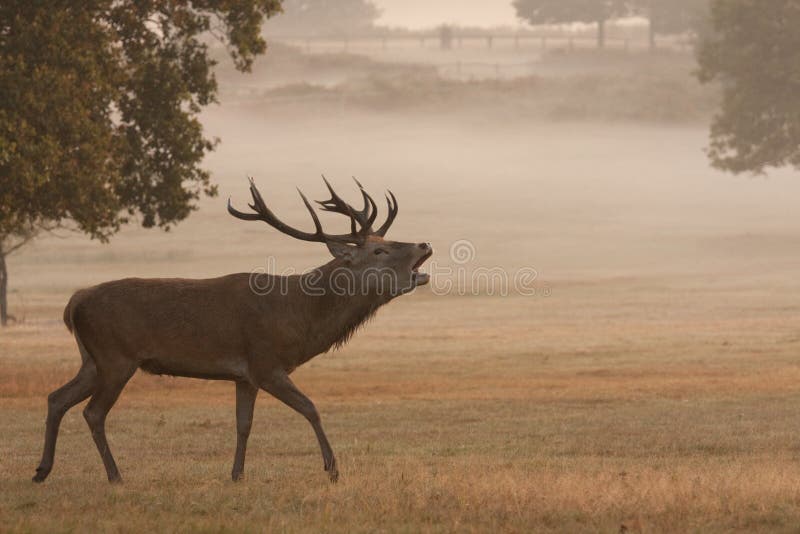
3;280;800;532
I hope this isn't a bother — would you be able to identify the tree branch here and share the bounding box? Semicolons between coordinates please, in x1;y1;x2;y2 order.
1;221;68;256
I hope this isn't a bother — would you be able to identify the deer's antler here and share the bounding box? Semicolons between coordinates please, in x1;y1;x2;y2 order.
228;176;399;244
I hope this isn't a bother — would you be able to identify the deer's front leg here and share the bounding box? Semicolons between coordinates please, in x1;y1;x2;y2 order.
261;370;338;482
232;381;258;481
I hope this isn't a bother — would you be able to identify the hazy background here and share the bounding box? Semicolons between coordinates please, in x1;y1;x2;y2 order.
7;18;798;302
5;3;800;531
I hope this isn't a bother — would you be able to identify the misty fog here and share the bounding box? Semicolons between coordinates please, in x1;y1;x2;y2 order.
6;3;800;530
11;44;799;298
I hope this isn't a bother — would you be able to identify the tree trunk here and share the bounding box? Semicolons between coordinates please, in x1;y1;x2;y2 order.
597;18;606;49
0;250;8;327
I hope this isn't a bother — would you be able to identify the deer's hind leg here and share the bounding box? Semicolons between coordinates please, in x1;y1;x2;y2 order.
33;361;97;482
83;361;137;483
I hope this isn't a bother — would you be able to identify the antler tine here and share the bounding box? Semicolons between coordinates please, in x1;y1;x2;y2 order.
316;175;348;212
374;190;398;237
317;175;353;213
227;198;260;220
316;175;372;234
228;178;363;244
247;176;269;215
353;176;379;228
228;177;266;221
296;188;324;235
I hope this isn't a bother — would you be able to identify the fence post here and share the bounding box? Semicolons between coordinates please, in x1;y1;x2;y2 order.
486;35;493;49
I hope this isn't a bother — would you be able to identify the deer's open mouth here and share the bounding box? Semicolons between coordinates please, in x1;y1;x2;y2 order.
411;250;433;286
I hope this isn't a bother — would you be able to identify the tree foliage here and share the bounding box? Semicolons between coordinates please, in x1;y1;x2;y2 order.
513;0;631;48
696;0;800;174
0;1;281;242
0;0;281;324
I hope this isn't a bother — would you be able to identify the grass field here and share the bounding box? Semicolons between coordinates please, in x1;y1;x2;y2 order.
3;49;800;532
4;274;800;532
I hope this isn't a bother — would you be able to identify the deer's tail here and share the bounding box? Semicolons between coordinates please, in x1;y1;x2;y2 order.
63;298;74;333
62;290;88;334
63;290;97;366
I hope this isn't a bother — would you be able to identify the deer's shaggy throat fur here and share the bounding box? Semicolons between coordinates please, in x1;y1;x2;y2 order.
313;276;384;354
322;296;382;352
287;258;390;364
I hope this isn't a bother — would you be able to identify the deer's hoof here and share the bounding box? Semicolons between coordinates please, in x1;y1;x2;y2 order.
32;467;49;483
327;467;339;483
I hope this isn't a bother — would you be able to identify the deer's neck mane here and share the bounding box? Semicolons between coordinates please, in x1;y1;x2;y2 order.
323;293;382;351
300;259;390;354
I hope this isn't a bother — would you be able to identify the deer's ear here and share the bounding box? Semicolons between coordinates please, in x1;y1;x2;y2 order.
326;241;355;261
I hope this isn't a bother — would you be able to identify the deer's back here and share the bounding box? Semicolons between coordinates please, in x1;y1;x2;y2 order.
65;275;273;380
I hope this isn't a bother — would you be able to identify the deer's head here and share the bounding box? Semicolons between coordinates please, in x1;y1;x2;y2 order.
229;177;432;298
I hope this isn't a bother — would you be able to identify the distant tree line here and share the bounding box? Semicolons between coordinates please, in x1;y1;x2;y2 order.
266;0;708;45
513;0;708;50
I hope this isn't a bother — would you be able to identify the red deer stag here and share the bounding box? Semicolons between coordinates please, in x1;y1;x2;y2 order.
33;177;432;484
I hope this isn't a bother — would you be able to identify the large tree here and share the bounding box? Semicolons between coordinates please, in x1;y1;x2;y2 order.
696;0;800;174
513;0;630;49
0;1;282;326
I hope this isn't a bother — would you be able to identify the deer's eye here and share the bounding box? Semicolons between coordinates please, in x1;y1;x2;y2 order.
374;248;388;255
